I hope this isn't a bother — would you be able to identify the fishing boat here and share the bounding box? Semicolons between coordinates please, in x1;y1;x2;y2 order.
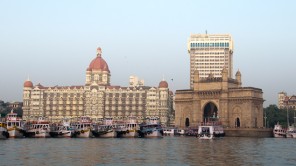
49;119;75;138
24;117;51;138
72;116;93;138
92;118;117;138
120;116;140;138
197;122;225;140
273;122;286;138
5;110;25;138
139;117;163;138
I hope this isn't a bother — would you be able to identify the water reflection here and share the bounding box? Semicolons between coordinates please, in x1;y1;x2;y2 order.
0;137;295;165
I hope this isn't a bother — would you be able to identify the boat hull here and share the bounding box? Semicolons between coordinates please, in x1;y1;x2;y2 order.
143;129;163;138
198;134;214;140
120;130;139;138
0;131;9;139
25;130;50;138
49;131;74;138
7;128;24;138
74;129;92;138
273;133;286;138
93;130;117;138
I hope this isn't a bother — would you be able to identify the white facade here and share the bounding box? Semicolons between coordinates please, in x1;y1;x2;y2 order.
22;48;174;126
188;34;234;88
129;75;144;87
278;92;296;110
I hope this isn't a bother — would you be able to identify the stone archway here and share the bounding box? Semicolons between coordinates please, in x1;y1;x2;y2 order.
203;102;218;122
232;106;242;128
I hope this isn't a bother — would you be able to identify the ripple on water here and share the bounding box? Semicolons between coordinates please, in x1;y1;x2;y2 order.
0;137;295;166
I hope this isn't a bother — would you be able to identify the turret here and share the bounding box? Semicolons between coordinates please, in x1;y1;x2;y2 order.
193;70;200;90
221;67;228;90
235;70;242;87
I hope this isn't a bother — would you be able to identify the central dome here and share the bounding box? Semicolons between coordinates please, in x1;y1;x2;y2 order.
88;47;110;73
159;80;168;88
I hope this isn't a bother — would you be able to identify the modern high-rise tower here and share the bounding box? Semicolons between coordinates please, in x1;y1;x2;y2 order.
188;34;233;88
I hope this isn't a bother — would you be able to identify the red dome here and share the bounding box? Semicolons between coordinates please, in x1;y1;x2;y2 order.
88;56;110;72
159;80;168;88
24;80;33;88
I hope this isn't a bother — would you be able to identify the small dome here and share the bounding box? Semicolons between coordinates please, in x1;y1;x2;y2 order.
159;80;168;88
24;80;33;88
235;70;241;76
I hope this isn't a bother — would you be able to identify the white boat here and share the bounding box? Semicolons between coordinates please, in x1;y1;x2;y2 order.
273;123;286;138
197;122;225;140
286;125;296;138
0;122;9;139
163;128;175;136
49;119;75;138
139;117;163;138
174;129;186;136
92;118;117;138
5;110;25;138
121;116;140;138
72;116;93;138
24;117;51;138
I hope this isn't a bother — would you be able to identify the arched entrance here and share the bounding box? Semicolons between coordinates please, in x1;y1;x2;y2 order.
185;118;190;127
235;117;240;128
203;102;218;122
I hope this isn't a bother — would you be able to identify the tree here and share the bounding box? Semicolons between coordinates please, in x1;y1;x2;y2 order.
264;104;296;128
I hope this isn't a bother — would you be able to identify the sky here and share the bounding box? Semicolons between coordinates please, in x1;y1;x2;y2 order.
0;0;295;107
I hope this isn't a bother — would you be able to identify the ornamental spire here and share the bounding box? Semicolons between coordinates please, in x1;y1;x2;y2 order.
97;47;102;57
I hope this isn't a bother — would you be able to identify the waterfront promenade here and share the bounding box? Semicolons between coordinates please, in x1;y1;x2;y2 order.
224;128;273;137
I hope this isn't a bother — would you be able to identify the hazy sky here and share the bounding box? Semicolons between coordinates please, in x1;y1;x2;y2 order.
0;1;295;107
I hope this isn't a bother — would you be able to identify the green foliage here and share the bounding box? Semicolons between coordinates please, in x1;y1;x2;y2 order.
264;104;296;128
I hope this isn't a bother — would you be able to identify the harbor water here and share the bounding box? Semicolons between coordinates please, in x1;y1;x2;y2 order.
0;136;295;166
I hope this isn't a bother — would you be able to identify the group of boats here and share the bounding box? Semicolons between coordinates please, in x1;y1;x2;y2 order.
273;122;296;138
1;110;226;140
0;110;164;139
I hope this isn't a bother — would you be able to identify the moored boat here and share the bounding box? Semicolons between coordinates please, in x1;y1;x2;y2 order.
92;118;117;138
286;125;295;138
5;110;25;138
72;116;93;138
50;119;75;138
24;117;51;138
139;117;163;138
197;122;225;140
174;129;186;136
163;128;175;136
273;123;286;138
120;116;140;138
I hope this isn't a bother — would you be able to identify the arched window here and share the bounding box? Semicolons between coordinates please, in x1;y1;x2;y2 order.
185;118;190;127
235;117;240;128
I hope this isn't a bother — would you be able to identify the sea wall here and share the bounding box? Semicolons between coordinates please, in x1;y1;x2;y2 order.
224;128;273;138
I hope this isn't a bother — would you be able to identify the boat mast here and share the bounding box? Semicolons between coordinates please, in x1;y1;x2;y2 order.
294;110;296;126
286;101;289;127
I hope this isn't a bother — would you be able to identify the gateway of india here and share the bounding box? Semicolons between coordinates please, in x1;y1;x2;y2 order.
22;48;174;125
175;34;264;128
